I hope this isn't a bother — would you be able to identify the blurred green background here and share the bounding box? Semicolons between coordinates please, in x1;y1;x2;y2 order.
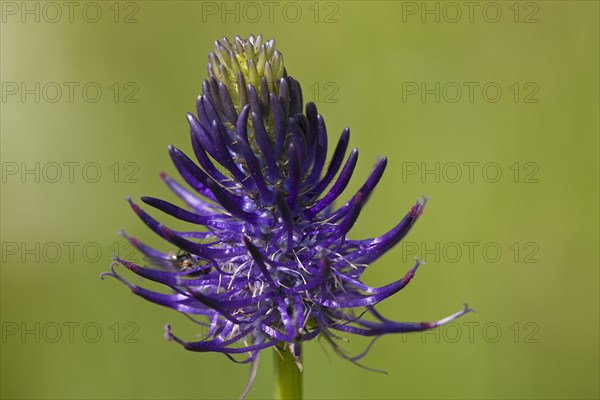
1;1;598;399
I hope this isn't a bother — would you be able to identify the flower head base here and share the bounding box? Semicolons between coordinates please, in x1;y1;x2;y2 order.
103;35;472;375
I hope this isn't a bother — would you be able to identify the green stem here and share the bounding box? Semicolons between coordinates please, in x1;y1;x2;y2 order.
273;344;303;400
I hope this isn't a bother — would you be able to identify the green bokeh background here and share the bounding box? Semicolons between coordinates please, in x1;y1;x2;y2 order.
1;1;598;399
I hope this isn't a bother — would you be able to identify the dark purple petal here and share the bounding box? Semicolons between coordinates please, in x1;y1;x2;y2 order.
329;157;388;222
305;148;358;218
243;235;278;288
332;305;474;336
252;110;278;181
141;196;217;225
310;127;350;198
168;145;217;202
305;108;328;185
219;82;238;125
286;143;300;211
169;145;267;225
160;172;217;215
270;93;286;158
235;106;273;203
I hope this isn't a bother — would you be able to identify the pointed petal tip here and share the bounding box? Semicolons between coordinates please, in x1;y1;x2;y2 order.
463;303;476;314
118;230;140;247
242;234;251;246
127;198;142;214
164;324;174;341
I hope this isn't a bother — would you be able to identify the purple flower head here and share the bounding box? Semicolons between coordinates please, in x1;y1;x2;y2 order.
103;34;472;377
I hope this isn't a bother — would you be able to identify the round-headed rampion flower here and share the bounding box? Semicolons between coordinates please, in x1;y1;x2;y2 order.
103;34;472;383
